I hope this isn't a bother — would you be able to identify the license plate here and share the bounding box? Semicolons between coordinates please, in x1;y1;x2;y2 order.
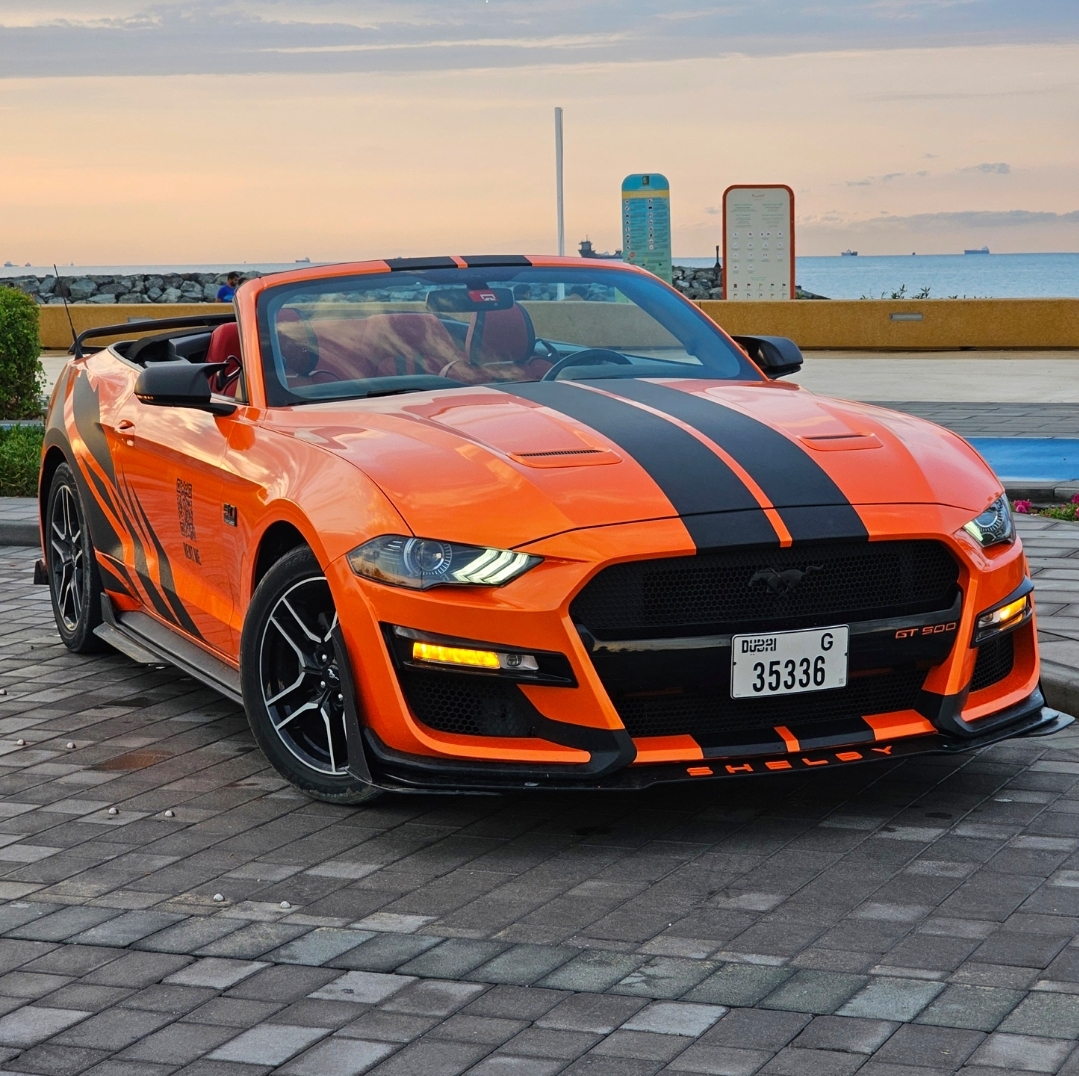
731;626;849;699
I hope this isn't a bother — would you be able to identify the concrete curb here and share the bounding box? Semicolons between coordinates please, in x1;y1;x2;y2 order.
1004;481;1079;503
1040;660;1079;717
0;523;38;547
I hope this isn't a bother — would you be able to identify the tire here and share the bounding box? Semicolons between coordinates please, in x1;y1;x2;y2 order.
240;546;381;805
46;463;107;653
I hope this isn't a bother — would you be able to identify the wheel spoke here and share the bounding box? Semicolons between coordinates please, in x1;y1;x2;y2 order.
323;611;339;643
269;614;317;671
273;697;318;731
281;597;322;645
322;708;337;773
61;575;78;625
265;667;307;707
63;489;74;542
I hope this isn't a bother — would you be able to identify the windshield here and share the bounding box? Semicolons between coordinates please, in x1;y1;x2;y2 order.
256;264;759;405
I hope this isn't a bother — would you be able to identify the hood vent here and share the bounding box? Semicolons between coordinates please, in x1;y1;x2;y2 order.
510;446;621;469
517;448;602;458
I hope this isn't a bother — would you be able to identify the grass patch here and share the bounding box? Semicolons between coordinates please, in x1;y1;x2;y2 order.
0;424;43;497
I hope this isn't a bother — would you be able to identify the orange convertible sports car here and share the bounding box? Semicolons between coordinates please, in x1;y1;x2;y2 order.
38;256;1072;802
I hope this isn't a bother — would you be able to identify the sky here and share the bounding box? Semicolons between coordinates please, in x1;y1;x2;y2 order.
1;1;1078;263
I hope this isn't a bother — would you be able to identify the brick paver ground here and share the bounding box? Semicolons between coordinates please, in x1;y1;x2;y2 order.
871;403;1079;440
1;525;1079;1075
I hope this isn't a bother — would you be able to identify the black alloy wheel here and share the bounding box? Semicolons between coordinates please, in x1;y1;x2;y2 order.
46;463;106;652
240;546;381;804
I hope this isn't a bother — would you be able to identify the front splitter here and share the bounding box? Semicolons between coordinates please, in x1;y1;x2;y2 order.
357;698;1073;795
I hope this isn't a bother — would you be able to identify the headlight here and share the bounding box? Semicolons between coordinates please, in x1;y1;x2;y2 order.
347;535;541;590
963;495;1014;548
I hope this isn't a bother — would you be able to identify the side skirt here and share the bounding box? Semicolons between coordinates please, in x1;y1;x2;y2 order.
95;595;243;703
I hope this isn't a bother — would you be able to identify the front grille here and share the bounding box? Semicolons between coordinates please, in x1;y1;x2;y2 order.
571;540;959;640
616;667;927;740
971;633;1015;693
398;669;535;737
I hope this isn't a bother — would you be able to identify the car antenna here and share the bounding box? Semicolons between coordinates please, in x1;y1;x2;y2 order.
53;264;77;350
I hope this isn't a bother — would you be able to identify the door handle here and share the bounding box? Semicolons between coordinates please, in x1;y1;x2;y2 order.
117;419;135;431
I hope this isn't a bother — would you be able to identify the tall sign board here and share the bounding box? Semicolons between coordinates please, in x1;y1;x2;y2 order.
622;174;672;284
722;185;795;300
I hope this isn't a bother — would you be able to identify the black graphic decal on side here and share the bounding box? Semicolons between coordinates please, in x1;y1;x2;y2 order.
497;382;778;550
604;380;869;543
126;485;204;641
114;473;177;625
70;375;125;561
97;557;134;599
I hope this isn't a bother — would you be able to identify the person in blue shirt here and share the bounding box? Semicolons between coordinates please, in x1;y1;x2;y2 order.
216;272;240;303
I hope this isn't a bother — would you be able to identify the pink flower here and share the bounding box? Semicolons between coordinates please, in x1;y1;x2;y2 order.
1013;500;1033;514
1071;494;1079;505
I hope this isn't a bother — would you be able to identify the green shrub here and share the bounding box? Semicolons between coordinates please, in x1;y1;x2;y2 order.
0;287;44;419
1039;502;1079;522
0;424;43;497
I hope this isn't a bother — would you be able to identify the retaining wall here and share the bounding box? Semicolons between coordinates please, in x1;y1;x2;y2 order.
35;298;1079;352
698;298;1079;351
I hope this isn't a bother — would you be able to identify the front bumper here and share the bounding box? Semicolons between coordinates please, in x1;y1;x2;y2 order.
328;510;1058;788
343;677;1072;794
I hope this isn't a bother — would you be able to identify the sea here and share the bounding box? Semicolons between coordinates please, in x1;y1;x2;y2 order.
677;252;1079;300
3;253;1079;299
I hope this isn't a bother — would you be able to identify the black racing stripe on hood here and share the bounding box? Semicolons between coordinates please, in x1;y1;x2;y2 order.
497;381;778;550
603;380;868;543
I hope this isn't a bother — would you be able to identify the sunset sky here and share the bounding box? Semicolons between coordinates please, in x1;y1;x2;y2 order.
1;1;1077;264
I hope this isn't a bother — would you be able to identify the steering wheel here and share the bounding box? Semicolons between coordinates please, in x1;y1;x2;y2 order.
540;348;632;381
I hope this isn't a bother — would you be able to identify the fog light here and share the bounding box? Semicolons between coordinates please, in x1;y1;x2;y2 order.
974;592;1032;644
977;595;1029;634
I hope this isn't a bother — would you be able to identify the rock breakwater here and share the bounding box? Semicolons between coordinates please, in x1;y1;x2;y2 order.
1;265;826;303
1;271;261;304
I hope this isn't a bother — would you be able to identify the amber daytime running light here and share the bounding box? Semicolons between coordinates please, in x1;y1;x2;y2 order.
348;535;540;590
410;641;540;672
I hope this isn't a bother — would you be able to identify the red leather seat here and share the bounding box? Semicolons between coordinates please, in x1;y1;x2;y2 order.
466;304;534;363
354;313;464;377
444;305;552;383
204;322;243;397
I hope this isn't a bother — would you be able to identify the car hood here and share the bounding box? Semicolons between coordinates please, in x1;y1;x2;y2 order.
267;380;1001;549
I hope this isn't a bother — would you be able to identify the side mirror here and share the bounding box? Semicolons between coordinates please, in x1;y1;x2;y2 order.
732;335;803;379
134;362;236;415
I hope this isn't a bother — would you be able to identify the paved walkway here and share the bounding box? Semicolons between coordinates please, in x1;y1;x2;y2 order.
0;529;1078;1075
793;353;1079;404
867;404;1079;441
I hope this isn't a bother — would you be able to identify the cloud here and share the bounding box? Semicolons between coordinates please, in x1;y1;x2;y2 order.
1;0;1078;78
847;179;874;186
961;162;1011;174
705;206;721;215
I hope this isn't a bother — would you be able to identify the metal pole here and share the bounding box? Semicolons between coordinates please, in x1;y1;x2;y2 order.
554;107;565;256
